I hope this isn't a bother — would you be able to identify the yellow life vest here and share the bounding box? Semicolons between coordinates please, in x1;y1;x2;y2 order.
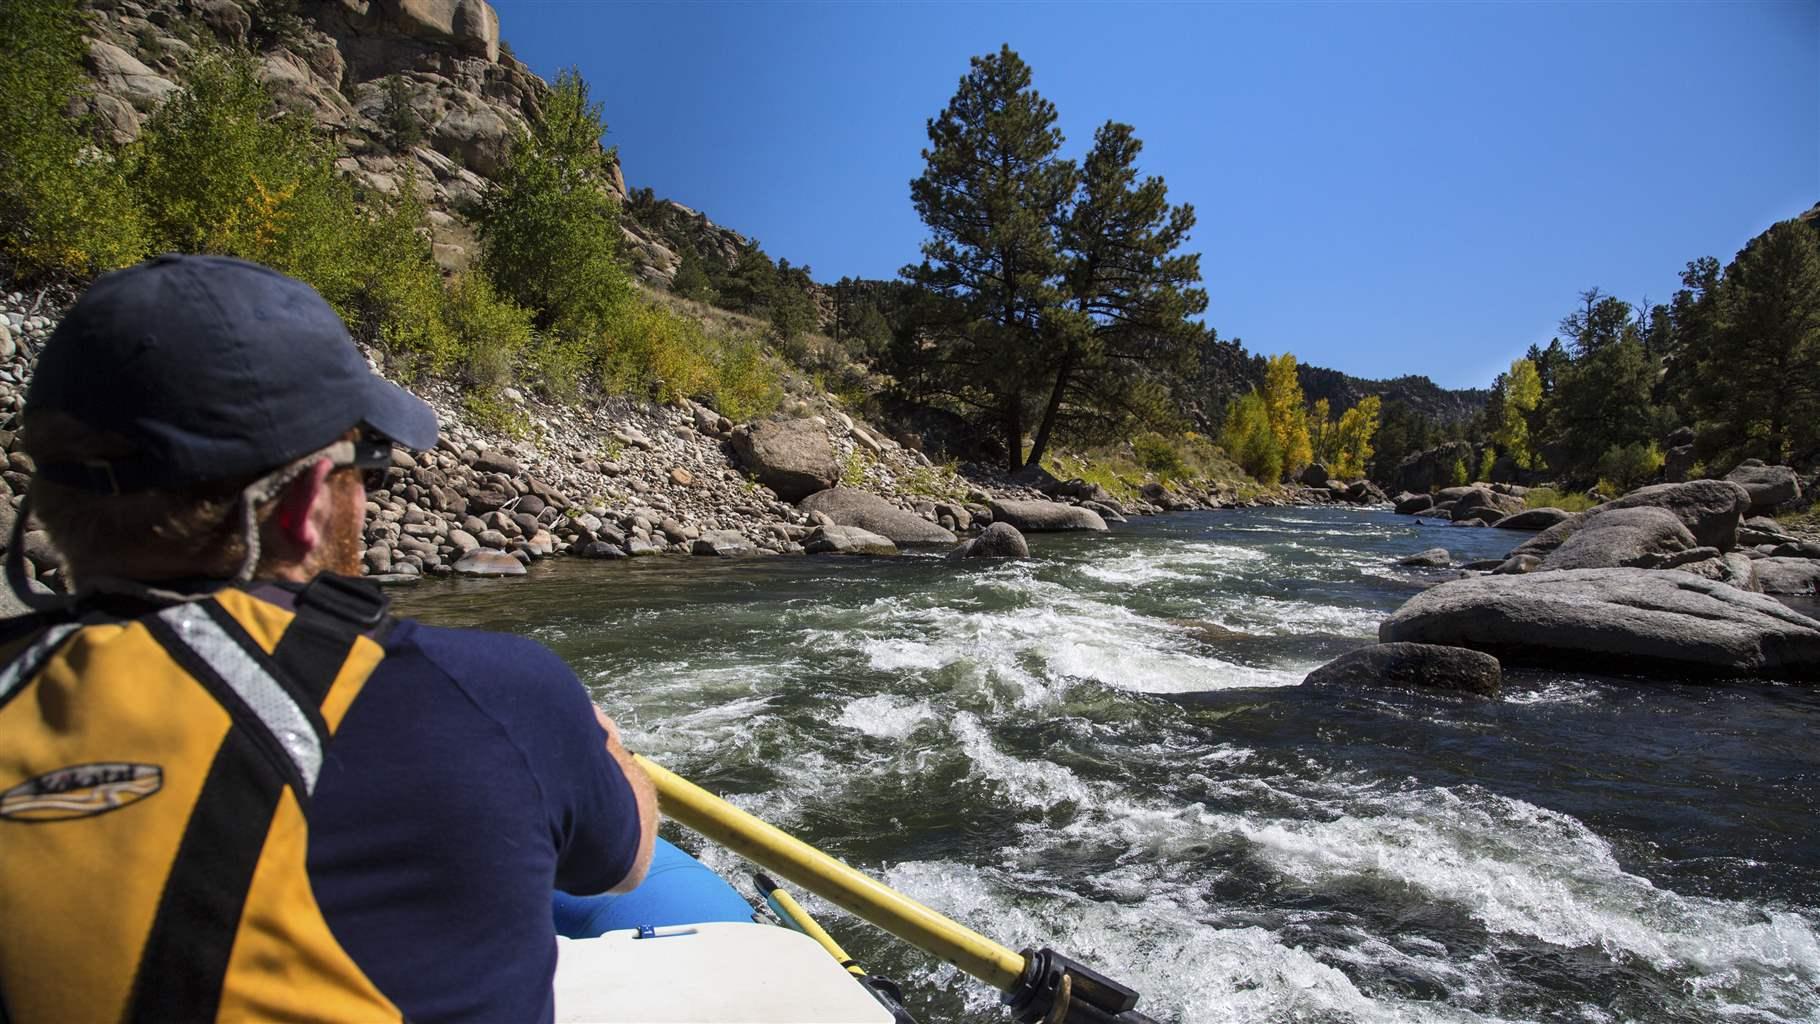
0;574;405;1023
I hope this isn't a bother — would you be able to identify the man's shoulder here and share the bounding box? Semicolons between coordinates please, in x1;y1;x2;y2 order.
379;619;586;704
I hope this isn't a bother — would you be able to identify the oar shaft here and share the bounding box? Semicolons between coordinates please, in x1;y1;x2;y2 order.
635;755;1027;992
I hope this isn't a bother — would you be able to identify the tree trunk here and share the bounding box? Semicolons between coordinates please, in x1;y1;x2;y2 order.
1002;393;1025;476
1024;337;1078;472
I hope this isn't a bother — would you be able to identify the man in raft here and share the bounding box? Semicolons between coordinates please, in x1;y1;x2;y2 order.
0;255;656;1022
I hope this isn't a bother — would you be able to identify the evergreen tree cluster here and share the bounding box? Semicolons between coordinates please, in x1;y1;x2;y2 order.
1469;214;1820;489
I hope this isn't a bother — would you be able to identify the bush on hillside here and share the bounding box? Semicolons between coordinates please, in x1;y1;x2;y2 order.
1220;390;1283;483
475;69;630;340
0;0;146;282
1523;486;1598;513
134;55;366;306
444;273;535;386
1594;441;1663;496
598;300;782;421
1132;431;1189;479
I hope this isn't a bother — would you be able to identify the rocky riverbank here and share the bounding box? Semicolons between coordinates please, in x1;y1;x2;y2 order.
0;284;1318;594
1317;471;1820;687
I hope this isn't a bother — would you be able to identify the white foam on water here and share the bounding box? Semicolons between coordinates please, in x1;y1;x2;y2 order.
950;712;1094;810
874;858;1527;1024
1501;679;1601;706
1076;542;1268;587
1218;782;1820;1018
834;694;940;740
1201;594;1383;638
827;583;1307;700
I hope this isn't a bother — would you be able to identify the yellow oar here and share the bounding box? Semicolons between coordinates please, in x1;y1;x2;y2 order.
634;754;1158;1024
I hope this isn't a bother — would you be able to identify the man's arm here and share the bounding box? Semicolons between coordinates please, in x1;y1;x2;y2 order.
593;707;656;894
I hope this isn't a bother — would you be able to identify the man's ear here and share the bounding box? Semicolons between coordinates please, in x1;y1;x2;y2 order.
269;458;335;556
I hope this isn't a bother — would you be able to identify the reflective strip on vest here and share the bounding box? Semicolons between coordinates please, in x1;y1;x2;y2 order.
154;603;323;794
0;622;80;703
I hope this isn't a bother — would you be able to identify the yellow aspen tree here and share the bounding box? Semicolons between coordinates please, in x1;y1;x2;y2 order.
1262;353;1312;477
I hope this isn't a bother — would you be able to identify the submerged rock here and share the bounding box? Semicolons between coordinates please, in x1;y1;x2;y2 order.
1303;643;1501;696
946;522;1029;560
1379;567;1820;679
452;550;525;577
988;499;1107;533
798;487;956;544
802;525;897;556
1397;548;1451;567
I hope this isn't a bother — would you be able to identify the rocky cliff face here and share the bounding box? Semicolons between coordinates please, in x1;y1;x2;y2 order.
75;0;744;285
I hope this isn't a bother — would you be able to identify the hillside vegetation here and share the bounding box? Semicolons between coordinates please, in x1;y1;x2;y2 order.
4;0;1811;503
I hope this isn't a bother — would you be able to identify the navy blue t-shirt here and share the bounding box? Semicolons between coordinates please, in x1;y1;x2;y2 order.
306;618;643;1023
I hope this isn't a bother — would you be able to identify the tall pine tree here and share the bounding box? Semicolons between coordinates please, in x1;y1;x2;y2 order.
906;45;1076;473
1024;121;1206;469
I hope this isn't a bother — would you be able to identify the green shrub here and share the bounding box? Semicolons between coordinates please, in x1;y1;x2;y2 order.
461;388;532;438
1219;390;1284;483
1594;441;1664;495
475;69;630;340
840;447;871;486
1446;457;1471;488
1524;486;1598;513
0;0;147;282
444;273;534;386
377;74;424;150
708;332;782;422
347;181;454;375
134;55;365;306
899;461;967;501
1132;431;1189;480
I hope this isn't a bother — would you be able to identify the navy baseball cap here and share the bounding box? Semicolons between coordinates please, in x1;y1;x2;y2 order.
26;254;438;493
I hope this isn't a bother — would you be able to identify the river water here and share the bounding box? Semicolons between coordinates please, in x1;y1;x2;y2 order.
395;506;1820;1023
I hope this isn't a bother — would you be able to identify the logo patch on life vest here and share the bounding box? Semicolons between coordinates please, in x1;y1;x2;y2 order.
0;762;163;822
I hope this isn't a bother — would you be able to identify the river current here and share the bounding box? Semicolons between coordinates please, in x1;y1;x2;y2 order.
395;506;1820;1023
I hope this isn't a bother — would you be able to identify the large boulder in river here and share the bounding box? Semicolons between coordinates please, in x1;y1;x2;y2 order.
1514;479;1751;559
1298;463;1332;487
946;522;1029;560
1397;548;1451;567
731;420;840;502
452;550;525;577
1379;568;1820;679
1491;507;1571;531
1394;492;1434;515
1387;441;1473;495
798;487;956;544
1671;552;1761;592
1303;643;1501;697
1539;507;1697;571
1449;487;1525;523
1724;460;1802;515
988;499;1107;533
1753;557;1820;595
803;524;898;556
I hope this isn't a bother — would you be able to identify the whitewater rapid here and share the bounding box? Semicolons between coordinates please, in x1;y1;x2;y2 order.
398;506;1820;1023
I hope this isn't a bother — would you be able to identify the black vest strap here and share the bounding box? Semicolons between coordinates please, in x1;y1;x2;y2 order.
125;728;287;1023
269;574;391;707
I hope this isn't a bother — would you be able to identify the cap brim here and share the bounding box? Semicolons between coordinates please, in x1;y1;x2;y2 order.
361;376;440;451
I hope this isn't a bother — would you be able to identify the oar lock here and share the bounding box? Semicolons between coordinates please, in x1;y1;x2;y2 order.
1005;948;1158;1024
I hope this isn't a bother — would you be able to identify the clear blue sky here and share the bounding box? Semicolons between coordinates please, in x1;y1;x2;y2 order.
500;1;1817;389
